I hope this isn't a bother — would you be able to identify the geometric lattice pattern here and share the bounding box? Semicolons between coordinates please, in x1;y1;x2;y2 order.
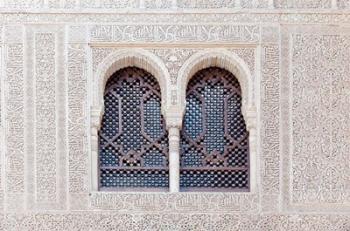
180;67;249;191
99;67;169;190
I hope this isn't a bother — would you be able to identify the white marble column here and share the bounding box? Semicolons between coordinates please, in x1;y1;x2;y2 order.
90;107;103;191
168;126;180;192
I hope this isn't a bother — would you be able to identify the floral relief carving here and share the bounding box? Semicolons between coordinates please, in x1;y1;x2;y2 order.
34;33;57;203
25;26;67;211
229;48;255;79
5;42;25;210
0;0;346;9
275;0;332;8
177;0;235;8
67;43;89;209
241;0;269;8
0;13;350;25
90;193;258;212
100;0;138;8
90;25;260;43
92;48;114;74
0;27;2;211
338;0;350;8
260;45;280;211
3;213;350;230
291;34;350;205
92;47;255;86
151;48;195;84
144;0;172;8
0;0;270;8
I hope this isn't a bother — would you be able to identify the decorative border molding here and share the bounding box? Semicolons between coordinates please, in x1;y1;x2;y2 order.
1;13;350;24
67;43;89;210
89;25;260;44
2;213;350;230
25;25;67;211
4;25;25;212
90;192;259;212
281;25;350;213
0;25;3;211
0;0;349;10
260;44;280;212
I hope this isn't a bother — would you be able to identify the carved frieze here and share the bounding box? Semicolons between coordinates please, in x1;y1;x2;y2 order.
260;45;280;212
90;193;259;212
34;33;57;203
275;0;332;8
291;34;350;205
99;0;138;8
177;0;235;8
281;26;350;212
4;26;25;211
0;13;350;25
144;0;172;8
67;43;89;209
92;47;255;85
241;0;269;8
338;0;350;8
90;25;260;43
4;213;350;230
0;26;2;211
25;25;67;210
1;0;345;9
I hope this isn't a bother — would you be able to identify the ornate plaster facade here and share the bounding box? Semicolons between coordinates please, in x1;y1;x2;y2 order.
0;0;349;230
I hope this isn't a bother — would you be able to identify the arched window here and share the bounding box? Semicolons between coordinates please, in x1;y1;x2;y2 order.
98;67;168;191
180;67;249;191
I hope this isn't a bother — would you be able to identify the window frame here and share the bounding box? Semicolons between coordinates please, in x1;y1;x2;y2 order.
89;48;258;195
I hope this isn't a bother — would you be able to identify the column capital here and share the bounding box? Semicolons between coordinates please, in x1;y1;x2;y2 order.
166;121;182;130
165;105;184;130
91;105;104;129
245;106;257;130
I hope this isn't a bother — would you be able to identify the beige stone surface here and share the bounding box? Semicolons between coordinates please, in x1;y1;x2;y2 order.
0;1;349;230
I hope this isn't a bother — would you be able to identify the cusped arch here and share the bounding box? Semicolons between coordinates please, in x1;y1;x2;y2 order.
91;48;171;191
177;49;255;126
93;48;171;121
177;49;257;192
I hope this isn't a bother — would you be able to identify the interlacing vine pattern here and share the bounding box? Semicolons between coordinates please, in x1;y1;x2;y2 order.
180;67;249;191
99;67;169;190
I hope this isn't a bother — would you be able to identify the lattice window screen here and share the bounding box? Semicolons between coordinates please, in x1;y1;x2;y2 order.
180;67;249;191
99;67;169;190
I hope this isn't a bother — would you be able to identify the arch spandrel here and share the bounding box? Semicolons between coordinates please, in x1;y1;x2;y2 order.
177;49;255;125
93;48;172;125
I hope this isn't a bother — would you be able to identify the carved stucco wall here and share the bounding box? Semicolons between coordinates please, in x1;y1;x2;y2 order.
1;0;350;9
0;2;350;230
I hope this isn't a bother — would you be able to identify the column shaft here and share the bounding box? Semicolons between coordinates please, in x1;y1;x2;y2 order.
168;127;180;192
